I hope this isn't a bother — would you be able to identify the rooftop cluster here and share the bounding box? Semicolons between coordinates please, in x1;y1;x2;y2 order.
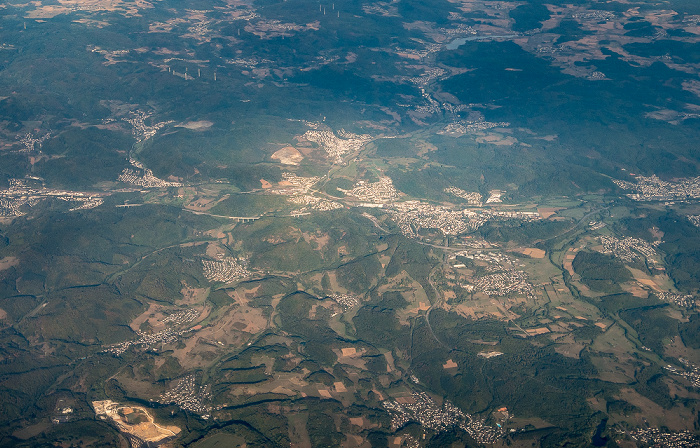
18;132;50;153
572;11;616;21
613;175;700;202
245;19;318;39
288;194;343;213
444;187;482;205
688;215;700;228
102;327;188;356
383;392;502;444
388;201;479;236
275;172;320;195
121;110;173;142
0;179;104;217
159;374;213;418
161;308;200;326
665;358;700;388
599;235;658;263
328;293;360;311
302;129;371;163
439;120;510;137
118;167;182;188
473;270;535;298
202;257;250;283
343;176;398;203
387;201;538;238
657;292;696;309
454;250;517;272
625;427;699;447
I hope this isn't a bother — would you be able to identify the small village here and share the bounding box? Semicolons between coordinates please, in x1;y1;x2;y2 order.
18;131;50;153
274;172;320;195
665;358;700;388
599;235;659;263
0;178;106;217
473;270;536;298
120;110;174;143
624;427;699;447
202;256;250;283
302;128;371;162
454;250;517;270
288;194;343;213
102;306;200;356
387;201;480;237
328;293;360;311
343;176;399;203
159;374;213;418
387;200;540;238
613;175;700;202
382;392;503;444
444;187;482;205
118;159;182;188
102;327;188;356
657;292;696;308
439;120;511;137
161;308;200;326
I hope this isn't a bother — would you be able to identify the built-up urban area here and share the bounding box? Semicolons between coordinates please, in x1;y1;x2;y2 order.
443;187;482;205
102;327;190;356
288;194;343;214
382;392;503;444
118;167;182;188
328;293;360;311
387;200;540;238
473;270;536;299
0;178;105;217
159;374;213;419
102;308;199;356
302;128;371;163
342;176;399;203
202;256;250;283
688;215;700;228
657;292;696;308
665;358;700;388
439;120;510;138
624;427;700;447
613;175;700;202
599;235;659;263
118;160;182;188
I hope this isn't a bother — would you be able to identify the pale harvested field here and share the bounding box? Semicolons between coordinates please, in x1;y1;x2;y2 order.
176;120;213;130
0;256;18;272
521;248;546;258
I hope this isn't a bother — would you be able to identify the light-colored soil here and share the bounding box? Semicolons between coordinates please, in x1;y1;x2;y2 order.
176;120;213;130
537;207;565;219
129;302;165;332
443;359;458;369
271;146;304;165
0;256;18;272
180;286;209;305
521;248;546;258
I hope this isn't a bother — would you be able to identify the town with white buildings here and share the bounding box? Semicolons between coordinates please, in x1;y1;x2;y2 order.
382;392;503;444
202;256;250;283
599;235;658;263
613;175;700;202
0;178;106;217
159;374;213;418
